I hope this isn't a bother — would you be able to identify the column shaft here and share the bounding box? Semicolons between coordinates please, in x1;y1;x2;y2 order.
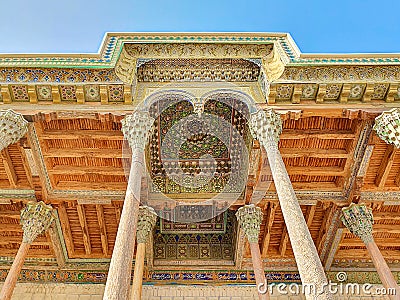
0;242;30;300
250;242;269;300
366;241;400;300
131;243;146;300
266;144;331;300
103;149;144;300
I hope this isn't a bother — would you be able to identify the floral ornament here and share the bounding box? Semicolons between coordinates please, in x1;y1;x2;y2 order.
372;83;389;99
302;85;317;99
36;85;52;101
84;85;100;101
349;84;364;99
374;108;400;148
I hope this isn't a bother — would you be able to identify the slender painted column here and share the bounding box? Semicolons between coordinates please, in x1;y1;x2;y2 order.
342;204;400;299
103;111;154;300
131;206;157;300
0;202;54;300
236;204;269;300
250;109;332;300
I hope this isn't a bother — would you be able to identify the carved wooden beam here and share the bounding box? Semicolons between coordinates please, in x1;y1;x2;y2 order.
39;130;123;140
375;144;396;188
280;148;348;159
96;204;109;256
46;224;66;268
278;227;289;257
1;149;18;188
76;205;91;255
316;204;334;253
58;202;74;255
281;130;355;140
261;202;277;258
43;148;123;159
49;166;124;176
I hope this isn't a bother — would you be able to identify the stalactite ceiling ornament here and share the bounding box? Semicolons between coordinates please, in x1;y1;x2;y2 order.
0;109;28;151
21;201;55;244
374;108;400;148
341;203;374;244
235;204;263;244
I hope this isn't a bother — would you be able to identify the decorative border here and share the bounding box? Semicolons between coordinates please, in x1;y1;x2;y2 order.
0;269;397;284
0;33;398;68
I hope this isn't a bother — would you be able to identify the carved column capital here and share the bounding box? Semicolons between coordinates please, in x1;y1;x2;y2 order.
136;206;157;244
236;204;263;244
20;201;55;244
249;109;282;147
0;109;28;151
341;203;374;244
374;108;400;148
121;111;155;151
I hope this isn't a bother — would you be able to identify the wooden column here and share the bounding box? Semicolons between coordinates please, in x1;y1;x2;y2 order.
250;109;332;300
131;206;157;300
236;204;269;300
0;202;54;300
342;203;400;300
103;111;154;300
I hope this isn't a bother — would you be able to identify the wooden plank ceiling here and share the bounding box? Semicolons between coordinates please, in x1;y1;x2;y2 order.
0;109;399;270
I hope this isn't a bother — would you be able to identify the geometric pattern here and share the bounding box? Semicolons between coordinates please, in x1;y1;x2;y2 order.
147;97;251;195
154;210;236;261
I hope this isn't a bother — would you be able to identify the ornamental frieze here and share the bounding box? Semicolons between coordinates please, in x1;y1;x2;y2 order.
281;66;400;83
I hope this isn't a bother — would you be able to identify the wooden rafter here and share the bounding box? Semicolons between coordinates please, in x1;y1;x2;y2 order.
43;148;123;159
286;166;345;176
336;249;400;260
374;211;400;220
306;205;316;227
345;224;400;234
0;224;23;231
0;236;47;244
1;149;17;188
341;238;400;247
338;120;364;189
316;204;334;253
49;165;124;176
96;204;109;256
76;204;92;255
395;172;400;187
0;210;20;218
46;225;66;268
278;228;289;257
18;145;34;187
114;203;122;225
40;130;123;140
375;144;396;188
58;202;75;255
281;130;355;140
0;249;53;257
324;226;344;270
261;202;277;258
56;181;127;190
280;148;348;159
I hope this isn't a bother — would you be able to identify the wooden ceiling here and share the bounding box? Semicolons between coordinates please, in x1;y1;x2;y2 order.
0;103;399;274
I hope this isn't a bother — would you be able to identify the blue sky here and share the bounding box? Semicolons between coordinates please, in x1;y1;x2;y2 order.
1;0;399;54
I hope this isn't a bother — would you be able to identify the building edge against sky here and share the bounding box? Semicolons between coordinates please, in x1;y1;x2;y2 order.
0;33;399;299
